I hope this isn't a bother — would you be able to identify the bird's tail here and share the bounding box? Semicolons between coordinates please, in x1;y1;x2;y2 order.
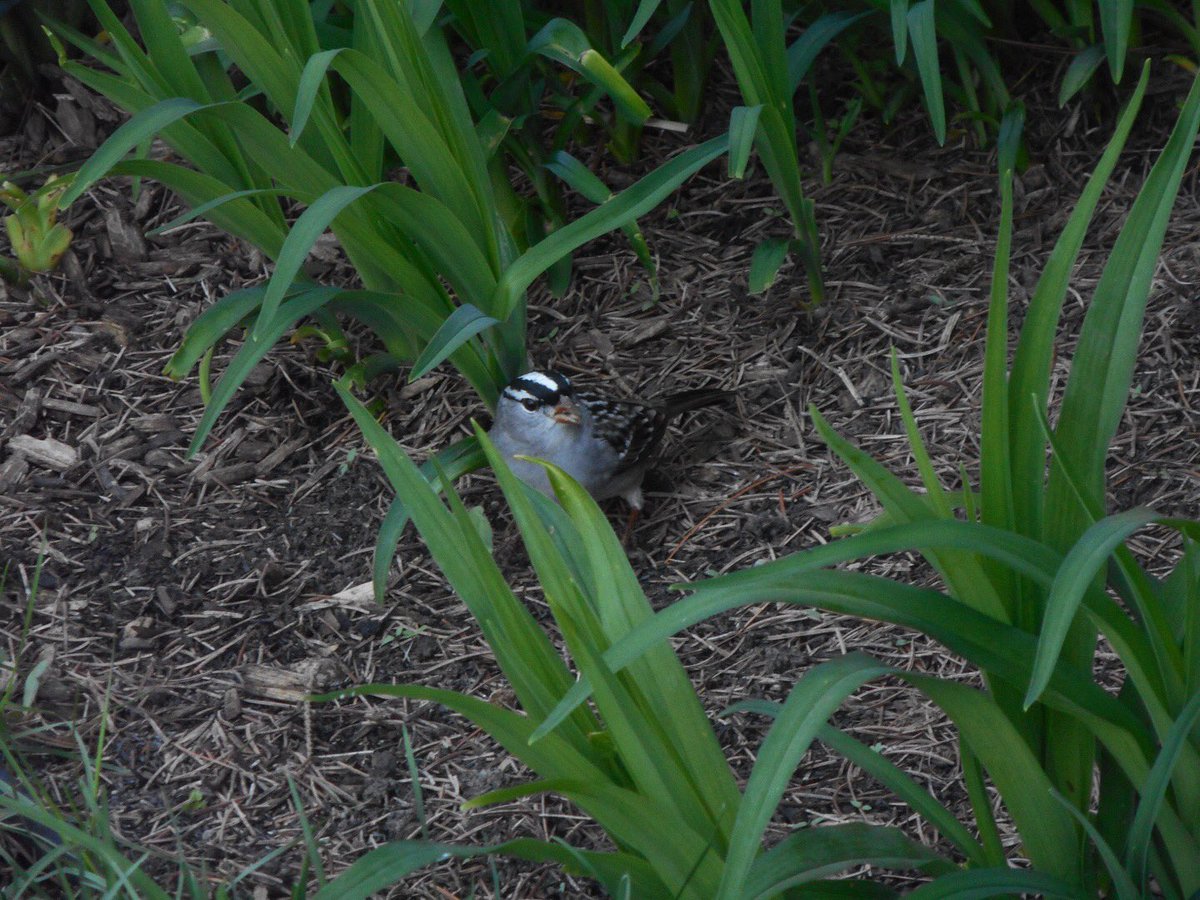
662;388;734;418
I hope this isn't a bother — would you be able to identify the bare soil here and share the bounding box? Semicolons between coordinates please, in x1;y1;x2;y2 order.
2;55;1199;898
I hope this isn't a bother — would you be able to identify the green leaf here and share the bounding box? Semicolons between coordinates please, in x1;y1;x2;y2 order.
532;518;1063;743
537;455;742;853
544;151;614;204
1135;0;1200;49
143;186;288;238
254;178;497;344
543;150;657;293
409;304;500;381
715;654;892;897
57;55;248;193
954;0;992;26
726;699;986;866
1049;787;1141;900
189;286;339;454
710;0;771;109
711;0;825;302
1025;508;1161;709
906;867;1087;898
298;43;496;250
817;725;987;865
996;102;1024;176
622;0;664;48
1125;690;1200;891
108;159;286;258
1008;63;1149;544
63;97;207;207
748;238;790;293
408;0;443;34
786;11;869;93
890;350;952;517
315;684;601;825
1059;44;1106;107
488;443;737;888
328;290;498;404
1046;70;1200;545
475;109;512;162
649;1;698;61
978;164;1015;601
164;287;266;379
1098;0;1133;81
529;19;652;123
492;135;728;318
890;0;909;64
290;47;343;146
252;184;375;341
905;674;1080;881
0;795;171;899
742;822;949;898
371;437;486;602
312;842;452;899
179;0;357;184
21;658;51;708
634;570;1153;774
906;0;946;145
334;390;595;748
961;739;1005;866
728;105;763;179
810;406;1010;622
313;838;668;899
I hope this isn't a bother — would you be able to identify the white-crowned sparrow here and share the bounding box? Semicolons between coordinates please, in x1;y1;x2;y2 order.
488;369;731;512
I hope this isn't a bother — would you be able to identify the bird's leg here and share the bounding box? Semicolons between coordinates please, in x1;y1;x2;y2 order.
620;486;644;547
621;506;641;546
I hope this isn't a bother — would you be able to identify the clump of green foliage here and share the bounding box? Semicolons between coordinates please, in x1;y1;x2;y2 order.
566;63;1200;897
0;175;74;283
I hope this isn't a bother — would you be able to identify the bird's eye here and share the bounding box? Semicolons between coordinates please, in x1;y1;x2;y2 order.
521;397;540;411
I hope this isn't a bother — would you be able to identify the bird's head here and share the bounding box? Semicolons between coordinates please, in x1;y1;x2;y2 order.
496;370;581;430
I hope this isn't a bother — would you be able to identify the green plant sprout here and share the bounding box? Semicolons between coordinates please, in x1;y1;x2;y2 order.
0;174;75;282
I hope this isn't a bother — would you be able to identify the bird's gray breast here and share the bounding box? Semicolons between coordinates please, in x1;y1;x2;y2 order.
489;424;554;495
489;416;627;499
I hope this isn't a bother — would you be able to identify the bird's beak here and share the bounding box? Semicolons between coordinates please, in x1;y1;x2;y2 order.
553;398;581;426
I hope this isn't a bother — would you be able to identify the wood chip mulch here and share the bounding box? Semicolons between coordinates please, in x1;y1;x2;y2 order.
2;58;1199;897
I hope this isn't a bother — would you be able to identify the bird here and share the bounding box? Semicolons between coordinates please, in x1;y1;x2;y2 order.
487;369;731;529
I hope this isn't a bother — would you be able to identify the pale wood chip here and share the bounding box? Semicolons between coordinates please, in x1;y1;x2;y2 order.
239;658;343;702
7;434;79;471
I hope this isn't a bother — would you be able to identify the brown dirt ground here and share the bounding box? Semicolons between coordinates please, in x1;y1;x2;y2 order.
2;50;1200;898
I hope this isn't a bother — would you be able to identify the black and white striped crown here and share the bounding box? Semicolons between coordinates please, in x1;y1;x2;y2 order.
502;370;573;407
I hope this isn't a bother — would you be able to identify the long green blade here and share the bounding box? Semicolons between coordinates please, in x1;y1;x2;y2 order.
1008;64;1148;539
742;822;948;898
1025;508;1160;708
532;518;1062;742
1046;70;1200;538
907;867;1086;898
371;436;486;602
189;286;339;454
492;135;728;318
1125;690;1200;893
313;837;667;899
906;0;945;144
715;655;895;897
906;674;1079;880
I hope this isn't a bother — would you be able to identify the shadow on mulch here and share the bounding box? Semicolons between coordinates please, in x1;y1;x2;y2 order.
2;53;1199;896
